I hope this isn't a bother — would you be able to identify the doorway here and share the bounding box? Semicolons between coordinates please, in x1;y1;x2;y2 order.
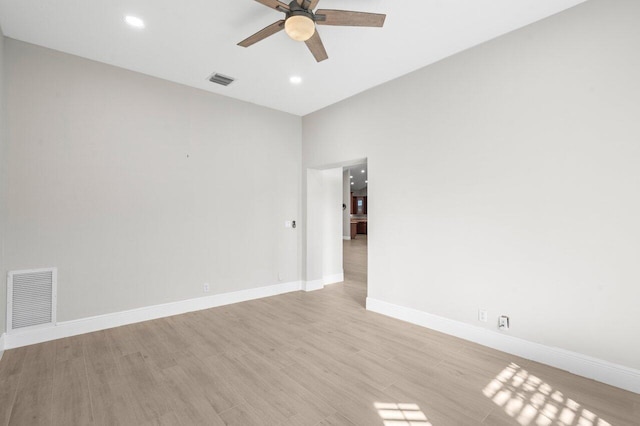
303;159;368;307
343;163;368;307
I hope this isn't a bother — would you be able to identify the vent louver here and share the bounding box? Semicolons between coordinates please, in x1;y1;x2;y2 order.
8;268;57;332
209;73;235;86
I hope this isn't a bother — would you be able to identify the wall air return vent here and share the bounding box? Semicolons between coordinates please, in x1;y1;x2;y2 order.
7;268;57;332
208;72;235;86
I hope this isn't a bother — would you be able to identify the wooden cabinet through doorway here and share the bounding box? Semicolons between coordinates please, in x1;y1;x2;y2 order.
356;221;367;235
351;192;355;214
351;195;367;215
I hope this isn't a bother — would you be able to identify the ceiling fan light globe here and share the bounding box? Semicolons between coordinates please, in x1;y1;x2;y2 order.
285;15;315;41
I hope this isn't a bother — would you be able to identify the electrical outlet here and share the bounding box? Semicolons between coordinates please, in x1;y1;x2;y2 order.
478;309;488;322
203;283;210;293
499;315;510;330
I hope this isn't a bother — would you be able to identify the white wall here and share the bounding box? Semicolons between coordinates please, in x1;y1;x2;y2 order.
305;167;343;286
3;39;301;325
342;170;350;238
305;169;323;283
302;0;640;370
322;168;343;278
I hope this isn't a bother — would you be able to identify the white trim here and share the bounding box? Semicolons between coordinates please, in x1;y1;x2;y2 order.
304;272;344;291
366;297;640;394
323;272;344;285
303;279;324;292
343;236;351;240
2;280;302;350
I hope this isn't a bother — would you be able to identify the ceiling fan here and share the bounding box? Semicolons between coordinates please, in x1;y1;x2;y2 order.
238;0;386;62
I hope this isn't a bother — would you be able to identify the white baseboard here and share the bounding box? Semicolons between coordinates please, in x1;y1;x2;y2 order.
304;272;344;292
1;280;302;351
303;279;324;292
366;297;640;394
343;236;351;240
323;272;344;285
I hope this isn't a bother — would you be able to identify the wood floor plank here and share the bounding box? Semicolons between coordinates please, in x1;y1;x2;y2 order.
315;413;357;426
217;402;270;426
0;349;27;426
148;371;226;426
8;342;56;426
172;355;245;414
383;377;489;425
210;352;299;424
237;352;336;424
280;360;361;409
51;357;94;425
82;330;138;426
86;379;138;426
113;352;173;423
332;385;398;426
7;382;54;426
0;235;638;426
53;336;85;364
140;411;182;426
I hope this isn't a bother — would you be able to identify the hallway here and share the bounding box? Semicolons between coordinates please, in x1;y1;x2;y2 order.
337;235;368;308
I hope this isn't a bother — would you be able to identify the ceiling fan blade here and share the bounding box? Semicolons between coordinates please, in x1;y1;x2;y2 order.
254;0;290;12
237;20;286;47
315;9;386;27
305;30;328;62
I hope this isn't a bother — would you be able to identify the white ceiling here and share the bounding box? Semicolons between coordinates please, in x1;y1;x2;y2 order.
347;164;368;191
0;0;586;116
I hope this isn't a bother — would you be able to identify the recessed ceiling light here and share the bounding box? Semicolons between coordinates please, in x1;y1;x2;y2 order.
350;176;353;179
125;15;145;29
365;180;368;183
290;76;302;85
351;182;354;185
361;170;365;173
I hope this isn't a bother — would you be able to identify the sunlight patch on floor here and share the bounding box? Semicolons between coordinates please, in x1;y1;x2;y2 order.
483;363;611;426
374;402;432;426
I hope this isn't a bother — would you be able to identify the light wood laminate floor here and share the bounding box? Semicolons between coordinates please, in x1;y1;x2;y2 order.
0;235;638;425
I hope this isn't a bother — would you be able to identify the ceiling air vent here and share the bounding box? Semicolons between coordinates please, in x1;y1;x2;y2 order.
7;268;57;332
209;72;235;86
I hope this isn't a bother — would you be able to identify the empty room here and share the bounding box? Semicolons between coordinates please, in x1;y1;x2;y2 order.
0;0;639;425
